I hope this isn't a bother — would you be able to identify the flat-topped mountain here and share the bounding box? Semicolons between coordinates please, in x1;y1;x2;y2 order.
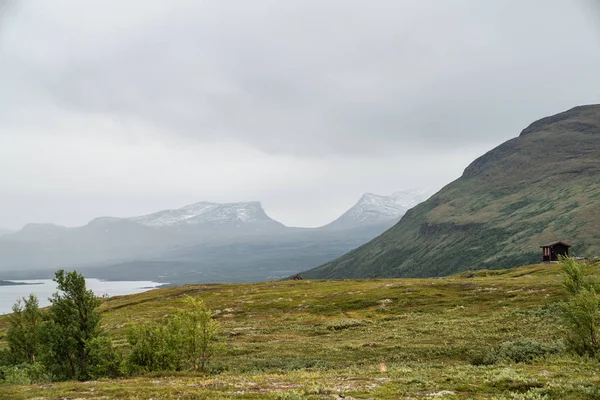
129;201;285;232
303;105;600;279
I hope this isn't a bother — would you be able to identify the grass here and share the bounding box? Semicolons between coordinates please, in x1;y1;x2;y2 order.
1;262;600;399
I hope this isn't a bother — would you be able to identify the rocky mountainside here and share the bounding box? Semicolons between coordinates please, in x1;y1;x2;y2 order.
303;105;600;279
323;190;430;230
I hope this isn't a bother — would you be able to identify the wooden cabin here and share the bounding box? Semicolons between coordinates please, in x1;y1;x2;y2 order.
541;241;572;262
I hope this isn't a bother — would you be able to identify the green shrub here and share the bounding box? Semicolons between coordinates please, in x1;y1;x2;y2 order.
510;303;562;319
6;294;43;365
325;319;365;331
561;288;600;357
273;391;307;400
125;318;183;373
561;257;597;295
0;363;47;384
237;358;332;373
0;349;17;367
86;336;123;379
177;296;220;372
125;296;220;374
492;388;549;400
0;366;30;385
559;258;600;358
484;367;542;392
478;340;562;365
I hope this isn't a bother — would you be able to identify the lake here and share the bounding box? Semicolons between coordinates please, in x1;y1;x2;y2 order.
0;279;164;315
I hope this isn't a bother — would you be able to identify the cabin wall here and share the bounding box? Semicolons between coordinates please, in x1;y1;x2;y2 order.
551;244;570;261
542;246;551;262
542;243;571;262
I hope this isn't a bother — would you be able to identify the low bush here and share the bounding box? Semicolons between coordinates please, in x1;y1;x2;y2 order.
561;288;600;357
274;391;307;400
559;257;600;358
492;389;549;400
87;336;123;379
510;303;562;319
325;319;366;331
0;350;16;367
236;358;332;373
125;296;220;374
0;363;47;384
477;340;562;365
125;318;187;374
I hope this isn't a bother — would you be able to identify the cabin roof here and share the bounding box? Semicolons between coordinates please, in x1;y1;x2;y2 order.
540;241;572;248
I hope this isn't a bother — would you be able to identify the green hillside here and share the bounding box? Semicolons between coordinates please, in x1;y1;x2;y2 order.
1;263;599;399
304;105;600;279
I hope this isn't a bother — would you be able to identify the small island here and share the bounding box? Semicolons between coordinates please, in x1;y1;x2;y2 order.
0;280;31;286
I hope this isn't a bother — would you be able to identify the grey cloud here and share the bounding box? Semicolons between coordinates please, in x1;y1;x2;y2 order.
2;1;599;156
1;0;600;229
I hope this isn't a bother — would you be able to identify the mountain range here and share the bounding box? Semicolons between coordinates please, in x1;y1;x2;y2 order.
303;105;600;279
4;106;597;283
0;190;429;284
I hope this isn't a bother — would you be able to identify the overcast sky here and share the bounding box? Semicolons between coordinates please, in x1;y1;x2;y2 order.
1;0;599;229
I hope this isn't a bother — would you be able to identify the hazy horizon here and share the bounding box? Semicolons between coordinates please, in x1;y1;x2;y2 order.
0;187;434;230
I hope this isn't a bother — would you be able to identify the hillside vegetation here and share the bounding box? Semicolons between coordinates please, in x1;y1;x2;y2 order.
304;105;600;279
1;263;600;399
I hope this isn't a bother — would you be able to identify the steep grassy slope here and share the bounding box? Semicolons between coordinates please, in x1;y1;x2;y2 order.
1;263;600;399
304;105;600;279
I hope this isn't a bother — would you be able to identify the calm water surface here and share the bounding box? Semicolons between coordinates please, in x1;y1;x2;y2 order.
0;279;164;315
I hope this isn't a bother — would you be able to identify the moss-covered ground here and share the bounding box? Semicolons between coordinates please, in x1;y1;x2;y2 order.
1;262;599;399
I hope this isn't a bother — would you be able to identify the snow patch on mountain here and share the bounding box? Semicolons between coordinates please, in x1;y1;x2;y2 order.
326;189;430;229
88;217;125;226
347;190;430;221
129;201;282;227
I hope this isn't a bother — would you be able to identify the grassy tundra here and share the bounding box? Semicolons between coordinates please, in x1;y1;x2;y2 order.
1;262;599;399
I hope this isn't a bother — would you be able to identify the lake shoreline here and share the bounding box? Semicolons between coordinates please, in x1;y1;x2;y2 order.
0;280;42;286
0;278;164;315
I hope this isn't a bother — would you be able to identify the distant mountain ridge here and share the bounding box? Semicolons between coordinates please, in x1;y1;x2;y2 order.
8;223;69;242
5;191;428;236
0;228;14;237
303;105;600;280
0;190;430;283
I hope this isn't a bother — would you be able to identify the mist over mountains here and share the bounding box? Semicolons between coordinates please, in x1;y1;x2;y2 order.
323;190;429;230
304;105;600;279
0;190;429;284
0;228;13;237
